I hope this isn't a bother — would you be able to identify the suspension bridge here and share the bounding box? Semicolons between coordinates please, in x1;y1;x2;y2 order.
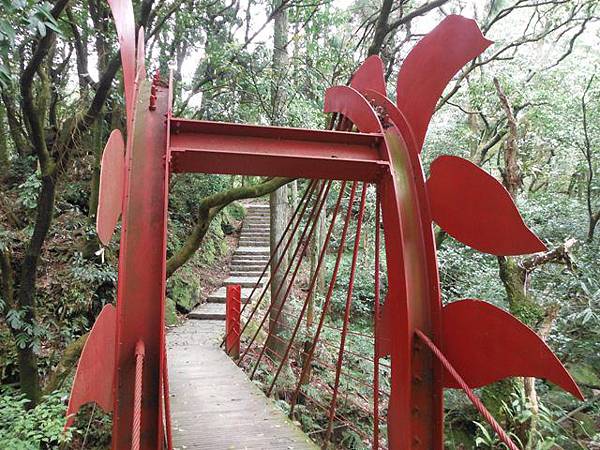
168;203;316;449
63;0;584;448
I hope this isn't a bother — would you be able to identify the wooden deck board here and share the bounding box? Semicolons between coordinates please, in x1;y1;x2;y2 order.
167;320;317;450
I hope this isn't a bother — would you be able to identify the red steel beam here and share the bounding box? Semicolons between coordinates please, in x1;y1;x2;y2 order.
168;118;387;181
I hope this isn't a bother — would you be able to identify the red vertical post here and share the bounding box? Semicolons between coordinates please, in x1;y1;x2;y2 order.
112;78;170;449
226;285;241;359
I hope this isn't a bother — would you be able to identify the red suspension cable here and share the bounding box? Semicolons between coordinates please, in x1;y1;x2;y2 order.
266;181;348;396
373;189;381;450
415;329;520;450
324;182;368;445
247;180;333;377
221;180;318;349
162;340;173;450
239;180;330;365
289;181;358;418
132;340;145;450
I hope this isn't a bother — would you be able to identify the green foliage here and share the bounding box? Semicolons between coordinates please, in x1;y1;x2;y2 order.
0;388;75;449
0;0;63;88
18;173;42;210
5;307;48;352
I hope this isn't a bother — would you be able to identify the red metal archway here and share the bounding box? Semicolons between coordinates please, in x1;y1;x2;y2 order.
64;1;583;448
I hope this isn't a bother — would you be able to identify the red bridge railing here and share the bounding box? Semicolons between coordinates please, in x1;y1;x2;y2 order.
223;172;523;449
223;177;391;448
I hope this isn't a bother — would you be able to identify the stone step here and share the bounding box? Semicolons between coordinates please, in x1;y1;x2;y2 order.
230;267;268;274
231;261;269;268
233;250;269;256
231;261;268;267
234;244;270;251
239;241;269;247
235;247;269;255
229;271;265;277
232;252;269;262
239;236;269;241
231;260;269;267
223;276;265;288
207;287;256;303
188;303;225;320
241;232;270;237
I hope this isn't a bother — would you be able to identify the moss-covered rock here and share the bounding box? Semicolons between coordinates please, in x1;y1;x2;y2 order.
168;277;200;313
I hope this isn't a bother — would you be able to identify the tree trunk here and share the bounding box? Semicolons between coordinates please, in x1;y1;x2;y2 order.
493;78;567;446
0;105;9;178
267;185;289;360
14;174;56;406
88;117;104;218
524;305;559;450
367;0;393;56
308;181;326;324
288;180;298;265
266;0;290;361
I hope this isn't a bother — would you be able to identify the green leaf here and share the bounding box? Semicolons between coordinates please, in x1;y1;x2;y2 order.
36;20;46;38
0;20;16;43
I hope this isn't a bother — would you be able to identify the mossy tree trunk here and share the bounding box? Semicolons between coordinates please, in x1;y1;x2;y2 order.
266;0;292;362
494;78;575;448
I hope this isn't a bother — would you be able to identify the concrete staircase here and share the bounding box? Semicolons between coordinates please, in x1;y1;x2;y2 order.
189;203;270;320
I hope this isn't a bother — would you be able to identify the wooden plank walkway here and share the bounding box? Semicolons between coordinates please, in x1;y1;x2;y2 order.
167;306;317;450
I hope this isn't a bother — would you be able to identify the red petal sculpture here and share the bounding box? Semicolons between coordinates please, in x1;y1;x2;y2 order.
442;299;583;400
66;8;584;449
136;27;146;82
427;155;547;255
364;88;419;158
396;15;492;151
108;0;136;129
65;304;116;429
350;55;386;96
324;85;382;133
96;129;125;246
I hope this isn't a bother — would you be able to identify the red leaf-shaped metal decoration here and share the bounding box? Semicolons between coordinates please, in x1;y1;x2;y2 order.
107;0;136;130
363;88;419;158
396;15;492;152
65;304;116;429
324;85;381;133
442;299;583;400
96;129;125;246
136;26;146;82
427;155;546;255
350;55;386;96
